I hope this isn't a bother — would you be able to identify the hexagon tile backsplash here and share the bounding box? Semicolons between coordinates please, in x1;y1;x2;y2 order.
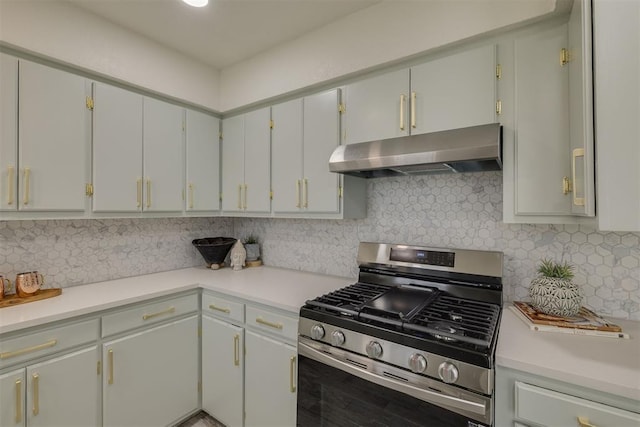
1;172;638;320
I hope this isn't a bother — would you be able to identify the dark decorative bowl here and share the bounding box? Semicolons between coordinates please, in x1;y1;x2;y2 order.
192;237;237;266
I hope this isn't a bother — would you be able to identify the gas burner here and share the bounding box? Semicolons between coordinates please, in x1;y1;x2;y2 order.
430;322;460;342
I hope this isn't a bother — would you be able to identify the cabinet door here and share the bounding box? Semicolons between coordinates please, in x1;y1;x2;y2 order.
103;316;198;427
245;331;297;427
202;316;243;427
18;60;89;211
0;53;18;212
272;98;303;213
26;346;99;427
303;89;341;213
185;110;220;212
514;25;571;216
411;45;497;134
143;97;184;212
221;115;245;213
594;0;640;231
243;107;271;213
344;68;409;144
92;82;143;212
0;369;25;427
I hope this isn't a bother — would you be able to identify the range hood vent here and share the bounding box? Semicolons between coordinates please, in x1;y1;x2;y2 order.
329;123;502;178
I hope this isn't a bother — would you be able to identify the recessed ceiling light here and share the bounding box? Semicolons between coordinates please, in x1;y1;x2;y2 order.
182;0;208;7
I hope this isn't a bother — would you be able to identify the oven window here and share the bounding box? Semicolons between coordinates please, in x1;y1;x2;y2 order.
297;355;484;427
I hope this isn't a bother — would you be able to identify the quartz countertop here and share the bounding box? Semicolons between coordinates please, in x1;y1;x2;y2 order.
0;266;353;335
497;304;640;402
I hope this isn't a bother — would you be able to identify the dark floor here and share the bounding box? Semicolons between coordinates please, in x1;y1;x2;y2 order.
176;411;226;427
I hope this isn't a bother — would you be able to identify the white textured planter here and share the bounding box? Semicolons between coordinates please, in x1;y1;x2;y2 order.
528;277;583;317
244;243;260;262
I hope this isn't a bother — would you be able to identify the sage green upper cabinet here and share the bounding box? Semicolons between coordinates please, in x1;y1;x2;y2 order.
343;69;408;144
92;82;143;213
18;60;90;211
185;110;220;213
272;89;355;217
343;45;498;145
221;107;271;214
0;53;18;212
410;44;497;134
142;97;184;213
594;0;640;232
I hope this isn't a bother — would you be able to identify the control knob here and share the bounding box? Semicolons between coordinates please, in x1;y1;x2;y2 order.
365;341;383;359
408;353;427;373
438;361;459;384
310;324;325;340
330;330;345;347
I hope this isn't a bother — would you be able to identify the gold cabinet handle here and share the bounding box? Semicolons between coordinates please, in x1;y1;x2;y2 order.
0;339;57;360
237;184;242;209
290;356;296;393
209;304;230;314
563;176;573;195
136;178;142;208
255;317;283;330
32;373;39;416
410;91;416;129
399;94;406;131
295;180;301;208
572;148;585;207
233;334;240;366
188;183;194;209
142;306;175;321
15;379;22;423
303;178;308;208
108;349;114;385
577;416;597;427
243;184;248;210
146;179;151;208
7;166;14;205
23;168;30;205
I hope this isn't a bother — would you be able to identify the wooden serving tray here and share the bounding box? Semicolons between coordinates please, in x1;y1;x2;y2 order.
0;288;62;308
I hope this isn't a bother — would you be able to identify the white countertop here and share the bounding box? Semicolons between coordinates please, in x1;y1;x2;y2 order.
497;304;640;402
0;266;353;335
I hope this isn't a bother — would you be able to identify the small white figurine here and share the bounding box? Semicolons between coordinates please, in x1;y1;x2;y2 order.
230;239;246;271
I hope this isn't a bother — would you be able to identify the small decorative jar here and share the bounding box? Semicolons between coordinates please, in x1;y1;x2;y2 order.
528;259;582;317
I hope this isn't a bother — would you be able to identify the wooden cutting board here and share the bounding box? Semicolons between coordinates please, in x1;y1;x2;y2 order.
0;288;62;308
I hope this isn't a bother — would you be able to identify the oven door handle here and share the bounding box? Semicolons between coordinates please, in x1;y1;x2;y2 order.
298;342;487;417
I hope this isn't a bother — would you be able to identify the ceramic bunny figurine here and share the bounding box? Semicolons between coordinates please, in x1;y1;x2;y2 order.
230;239;246;271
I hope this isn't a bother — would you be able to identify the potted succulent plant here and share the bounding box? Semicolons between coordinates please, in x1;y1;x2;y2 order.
528;259;582;317
243;235;261;262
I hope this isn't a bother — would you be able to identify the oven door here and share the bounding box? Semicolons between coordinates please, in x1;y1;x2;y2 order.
297;338;492;427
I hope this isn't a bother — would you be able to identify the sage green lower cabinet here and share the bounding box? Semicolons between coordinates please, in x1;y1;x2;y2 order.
102;316;199;427
244;330;297;427
0;369;25;427
202;315;244;427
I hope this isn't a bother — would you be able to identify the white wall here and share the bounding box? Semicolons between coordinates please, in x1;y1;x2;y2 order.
0;0;220;111
220;0;562;111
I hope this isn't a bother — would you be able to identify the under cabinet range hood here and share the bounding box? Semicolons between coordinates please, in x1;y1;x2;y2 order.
329;123;502;178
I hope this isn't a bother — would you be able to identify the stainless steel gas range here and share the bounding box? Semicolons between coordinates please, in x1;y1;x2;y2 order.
297;242;503;427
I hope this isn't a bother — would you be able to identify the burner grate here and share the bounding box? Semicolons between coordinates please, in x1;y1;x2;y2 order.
305;282;390;316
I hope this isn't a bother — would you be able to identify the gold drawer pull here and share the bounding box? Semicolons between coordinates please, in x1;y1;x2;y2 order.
399;94;406;131
410;91;416;128
290;356;296;393
577;417;597;427
142;306;175;321
233;334;240;366
108;349;114;385
15;379;22;423
209;304;231;314
0;339;57;360
32;373;39;416
136;178;142;208
256;317;283;330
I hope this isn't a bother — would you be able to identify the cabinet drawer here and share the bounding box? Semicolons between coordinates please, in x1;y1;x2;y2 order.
202;293;244;324
102;294;198;337
515;381;640;427
246;305;297;341
0;319;98;368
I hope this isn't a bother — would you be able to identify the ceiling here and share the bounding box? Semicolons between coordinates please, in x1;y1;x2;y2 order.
66;0;380;70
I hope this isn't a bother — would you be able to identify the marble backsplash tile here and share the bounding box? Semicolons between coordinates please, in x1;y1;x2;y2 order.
1;172;638;320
